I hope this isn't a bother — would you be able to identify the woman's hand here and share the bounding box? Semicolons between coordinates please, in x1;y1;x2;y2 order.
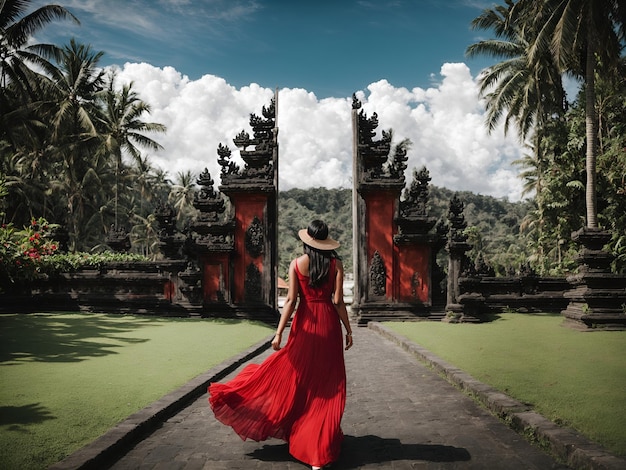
271;332;282;351
345;333;353;350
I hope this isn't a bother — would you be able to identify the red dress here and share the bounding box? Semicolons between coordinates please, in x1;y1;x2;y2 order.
208;258;346;467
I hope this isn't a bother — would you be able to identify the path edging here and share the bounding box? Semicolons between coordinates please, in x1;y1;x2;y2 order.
48;335;274;470
368;321;626;470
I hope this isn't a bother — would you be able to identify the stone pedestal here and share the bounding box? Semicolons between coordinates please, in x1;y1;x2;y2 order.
561;227;626;330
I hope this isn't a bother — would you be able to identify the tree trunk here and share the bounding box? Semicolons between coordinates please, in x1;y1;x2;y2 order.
584;30;598;228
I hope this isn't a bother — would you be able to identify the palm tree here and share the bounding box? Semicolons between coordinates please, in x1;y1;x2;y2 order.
467;1;566;270
46;39;105;141
514;0;626;228
97;72;166;229
466;2;566;141
0;0;78;95
1;1;79;226
44;39;106;250
168;170;197;225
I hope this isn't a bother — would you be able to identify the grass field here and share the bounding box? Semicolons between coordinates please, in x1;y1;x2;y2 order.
0;313;274;470
384;313;626;457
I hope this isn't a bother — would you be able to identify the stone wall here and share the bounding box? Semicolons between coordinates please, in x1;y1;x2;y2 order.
0;260;189;315
457;275;570;319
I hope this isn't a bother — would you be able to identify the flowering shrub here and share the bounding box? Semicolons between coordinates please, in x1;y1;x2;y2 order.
1;218;151;293
0;218;59;290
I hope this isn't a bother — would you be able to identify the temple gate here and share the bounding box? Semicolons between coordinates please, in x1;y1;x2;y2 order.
183;94;279;322
351;95;445;324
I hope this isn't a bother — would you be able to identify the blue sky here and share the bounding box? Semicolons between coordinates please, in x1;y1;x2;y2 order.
30;0;528;200
35;0;494;99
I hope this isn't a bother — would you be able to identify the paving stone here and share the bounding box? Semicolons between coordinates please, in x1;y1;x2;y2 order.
105;325;562;469
54;322;626;469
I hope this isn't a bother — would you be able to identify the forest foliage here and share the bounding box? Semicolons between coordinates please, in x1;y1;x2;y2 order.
277;186;534;278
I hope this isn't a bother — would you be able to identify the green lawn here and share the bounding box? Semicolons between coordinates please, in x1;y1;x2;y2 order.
0;313;274;470
385;314;626;457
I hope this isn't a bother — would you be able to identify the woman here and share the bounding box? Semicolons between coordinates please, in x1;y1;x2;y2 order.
208;220;353;469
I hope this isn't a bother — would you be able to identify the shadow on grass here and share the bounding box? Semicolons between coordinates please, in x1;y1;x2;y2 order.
0;314;262;365
0;403;56;427
0;314;158;364
247;435;471;468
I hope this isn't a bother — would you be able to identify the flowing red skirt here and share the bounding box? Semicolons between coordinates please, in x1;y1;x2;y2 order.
208;297;346;467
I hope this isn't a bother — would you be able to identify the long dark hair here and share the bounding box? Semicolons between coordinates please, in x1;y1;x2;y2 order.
303;220;338;288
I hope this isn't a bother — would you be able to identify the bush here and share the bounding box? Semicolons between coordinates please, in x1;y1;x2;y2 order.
0;218;59;291
43;251;149;273
0;218;149;293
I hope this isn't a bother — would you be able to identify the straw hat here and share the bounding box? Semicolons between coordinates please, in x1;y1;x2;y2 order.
298;228;340;251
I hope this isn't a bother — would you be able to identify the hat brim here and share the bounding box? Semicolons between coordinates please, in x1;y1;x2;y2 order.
298;228;340;251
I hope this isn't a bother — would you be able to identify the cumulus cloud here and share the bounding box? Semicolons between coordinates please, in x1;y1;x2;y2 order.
114;61;524;201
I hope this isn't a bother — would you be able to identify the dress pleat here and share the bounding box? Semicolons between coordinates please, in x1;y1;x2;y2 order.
208;258;346;467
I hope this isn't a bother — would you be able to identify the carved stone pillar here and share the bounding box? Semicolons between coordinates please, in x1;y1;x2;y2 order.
445;195;472;322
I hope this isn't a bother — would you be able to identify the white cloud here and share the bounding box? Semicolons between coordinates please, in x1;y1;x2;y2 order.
114;61;524;200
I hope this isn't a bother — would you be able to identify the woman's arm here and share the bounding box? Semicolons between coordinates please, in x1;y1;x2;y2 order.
272;259;299;350
333;259;353;350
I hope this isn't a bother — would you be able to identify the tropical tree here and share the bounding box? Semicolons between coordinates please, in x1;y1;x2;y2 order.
466;1;567;270
97;72;166;229
0;0;78;95
43;39;106;250
514;0;626;228
466;1;566;141
1;0;79;225
168;170;197;227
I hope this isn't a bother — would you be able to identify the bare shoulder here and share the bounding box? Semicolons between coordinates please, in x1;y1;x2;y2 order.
295;254;309;275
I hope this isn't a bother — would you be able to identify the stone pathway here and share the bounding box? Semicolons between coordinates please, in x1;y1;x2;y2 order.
105;325;571;469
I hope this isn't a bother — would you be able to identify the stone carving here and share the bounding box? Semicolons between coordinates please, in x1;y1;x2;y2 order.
178;262;203;304
395;167;437;239
219;98;277;191
193;168;225;222
385;138;409;180
106;225;131;252
474;253;495;277
353;94;395;185
369;251;386;297
186;168;235;254
447;195;469;245
154;201;177;235
217;143;240;181
245;262;262;302
401;167;430;218
245;216;264;258
154;201;184;258
411;272;421;299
